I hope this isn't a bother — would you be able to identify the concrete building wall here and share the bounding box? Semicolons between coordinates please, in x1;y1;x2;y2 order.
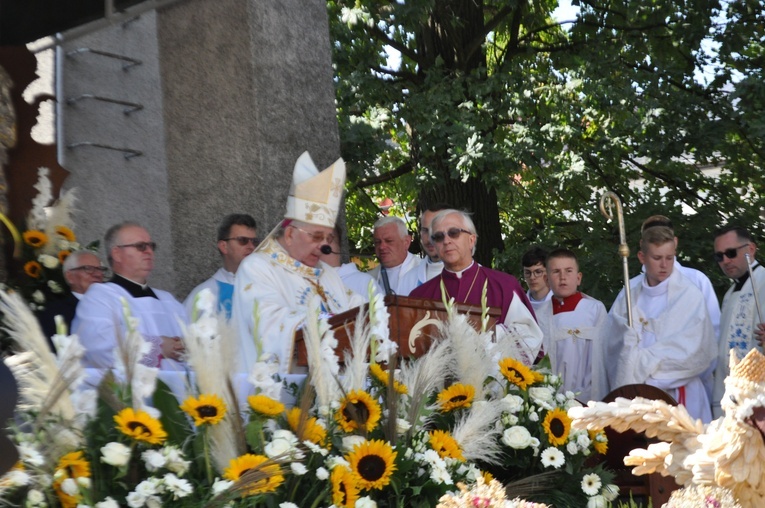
59;0;341;298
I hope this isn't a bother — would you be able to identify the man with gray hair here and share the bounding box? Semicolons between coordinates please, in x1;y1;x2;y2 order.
368;215;421;295
36;250;106;342
73;222;187;369
410;209;543;365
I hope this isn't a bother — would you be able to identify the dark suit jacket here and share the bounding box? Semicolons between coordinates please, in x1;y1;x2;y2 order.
35;292;79;350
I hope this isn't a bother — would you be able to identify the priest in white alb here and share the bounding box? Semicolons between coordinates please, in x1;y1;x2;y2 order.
231;152;362;375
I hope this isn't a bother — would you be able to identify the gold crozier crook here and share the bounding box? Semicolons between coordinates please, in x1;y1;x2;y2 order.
599;192;633;327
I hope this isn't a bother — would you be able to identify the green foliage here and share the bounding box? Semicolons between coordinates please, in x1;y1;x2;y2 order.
329;0;765;306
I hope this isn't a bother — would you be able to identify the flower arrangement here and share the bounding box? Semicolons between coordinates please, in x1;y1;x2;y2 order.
0;282;613;508
11;167;80;311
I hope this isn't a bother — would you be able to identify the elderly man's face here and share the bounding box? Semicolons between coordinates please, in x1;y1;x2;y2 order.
374;223;411;268
111;226;155;283
432;213;476;272
65;252;105;294
284;222;335;268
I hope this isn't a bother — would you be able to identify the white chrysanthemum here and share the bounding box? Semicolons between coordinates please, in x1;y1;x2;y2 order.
101;442;131;467
581;473;602;496
540;447;565;469
163;473;193;499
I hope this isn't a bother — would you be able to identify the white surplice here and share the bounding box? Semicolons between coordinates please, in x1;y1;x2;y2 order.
368;252;421;295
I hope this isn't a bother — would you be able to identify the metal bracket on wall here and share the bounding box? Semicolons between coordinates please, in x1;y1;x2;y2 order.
66;141;143;160
65;47;142;71
66;94;143;115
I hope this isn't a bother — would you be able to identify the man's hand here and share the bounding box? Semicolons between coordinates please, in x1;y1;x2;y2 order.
754;323;765;347
160;336;185;361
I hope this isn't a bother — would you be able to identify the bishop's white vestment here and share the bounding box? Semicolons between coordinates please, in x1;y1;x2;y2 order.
231;238;362;375
600;269;716;422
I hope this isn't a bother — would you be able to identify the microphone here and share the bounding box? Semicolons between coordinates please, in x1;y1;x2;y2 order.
320;244;340;255
380;265;394;296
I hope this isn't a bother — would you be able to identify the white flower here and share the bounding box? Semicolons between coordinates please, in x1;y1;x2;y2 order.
32;290;45;303
290;462;308;476
396;418;411;434
38;254;59;269
145;496;162;508
212;478;233;494
19;442;45;466
47;280;63;294
528;411;539;422
26;489;45;505
101;442;132;467
77;477;91;488
581;473;602;496
325;456;350;471
61;478;79;496
163;446;190;475
502;426;533;449
501;394;524;413
194;288;217;316
529;386;554;405
342;435;366;453
135;478;162;497
5;469;30;486
575;431;591;449
540;447;565;468
163;473;193;499
587;494;607;508
280;504;299;508
566;441;579;455
315;467;329;480
356;496;377;508
601;484;619;502
265;430;302;459
96;497;120;508
142;449;167;471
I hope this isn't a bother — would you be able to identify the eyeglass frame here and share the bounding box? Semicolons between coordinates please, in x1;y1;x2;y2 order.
713;243;750;263
116;241;157;252
289;225;336;245
68;265;109;274
430;228;474;243
223;236;260;247
522;268;546;280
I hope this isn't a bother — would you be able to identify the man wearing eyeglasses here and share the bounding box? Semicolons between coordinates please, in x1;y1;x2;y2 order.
36;250;106;344
184;213;258;319
712;225;765;417
409;209;543;365
73;222;188;370
231;152;361;375
521;246;552;314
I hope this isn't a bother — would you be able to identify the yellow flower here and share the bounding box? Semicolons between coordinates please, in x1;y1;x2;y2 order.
248;394;285;418
23;230;48;248
429;430;465;462
286;407;326;446
437;383;475;412
369;363;408;394
331;466;360;507
114;407;167;445
55;225;76;242
498;357;539;390
335;390;382;433
223;454;284;496
590;429;608;455
54;451;91;508
346;439;397;490
58;250;71;263
482;470;494;484
180;394;227;426
542;408;572;447
24;261;42;278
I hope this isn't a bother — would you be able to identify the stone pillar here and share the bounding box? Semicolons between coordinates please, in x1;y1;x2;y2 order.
60;0;341;297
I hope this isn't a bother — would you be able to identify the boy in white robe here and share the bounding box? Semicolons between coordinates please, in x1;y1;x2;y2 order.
600;226;716;422
536;248;606;403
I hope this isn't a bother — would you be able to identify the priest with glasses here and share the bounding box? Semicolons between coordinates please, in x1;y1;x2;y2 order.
231;152;362;375
409;209;543;365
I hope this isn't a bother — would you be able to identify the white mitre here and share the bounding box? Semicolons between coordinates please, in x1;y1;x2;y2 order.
284;151;345;228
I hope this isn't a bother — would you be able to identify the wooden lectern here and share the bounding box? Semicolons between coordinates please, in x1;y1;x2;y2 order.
294;295;502;367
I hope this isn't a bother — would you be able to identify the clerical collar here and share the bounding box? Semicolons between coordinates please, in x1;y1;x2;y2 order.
111;274;158;299
444;261;476;279
552;292;583;314
734;262;761;291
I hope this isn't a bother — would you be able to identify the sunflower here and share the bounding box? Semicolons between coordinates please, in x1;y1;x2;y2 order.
54;451;91;508
335;390;382;433
369;363;408;395
429;430;465;462
498;357;539;390
346;439;397;490
24;261;42;278
55;225;76;242
248;394;285;418
542;408;572;447
330;466;360;507
114;407;168;445
436;383;475;412
590;429;608;455
23;230;48;248
223;454;284;496
58;250;71;263
180;394;227;426
286;407;326;446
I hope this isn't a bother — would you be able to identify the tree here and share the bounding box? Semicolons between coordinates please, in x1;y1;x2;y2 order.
328;0;765;304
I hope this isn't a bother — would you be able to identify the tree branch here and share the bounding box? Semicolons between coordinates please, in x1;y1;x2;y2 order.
367;24;420;63
353;161;415;189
